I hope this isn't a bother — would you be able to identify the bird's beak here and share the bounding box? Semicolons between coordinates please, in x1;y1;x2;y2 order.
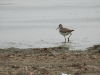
56;27;59;30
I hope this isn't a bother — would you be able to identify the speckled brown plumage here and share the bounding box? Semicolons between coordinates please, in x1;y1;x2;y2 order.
56;24;74;42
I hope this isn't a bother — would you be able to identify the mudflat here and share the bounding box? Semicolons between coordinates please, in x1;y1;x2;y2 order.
0;45;100;75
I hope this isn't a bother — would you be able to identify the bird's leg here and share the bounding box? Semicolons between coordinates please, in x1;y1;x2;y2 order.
68;33;72;42
64;36;66;42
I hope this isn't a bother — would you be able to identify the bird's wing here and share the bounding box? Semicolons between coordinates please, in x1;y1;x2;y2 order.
60;28;74;33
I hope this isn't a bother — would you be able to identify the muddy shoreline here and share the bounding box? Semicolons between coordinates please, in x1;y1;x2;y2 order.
0;45;100;75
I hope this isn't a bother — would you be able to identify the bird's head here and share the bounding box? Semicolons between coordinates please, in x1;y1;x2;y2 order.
56;24;63;30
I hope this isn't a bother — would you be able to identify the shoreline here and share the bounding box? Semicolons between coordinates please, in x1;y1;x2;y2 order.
0;44;100;54
0;44;100;75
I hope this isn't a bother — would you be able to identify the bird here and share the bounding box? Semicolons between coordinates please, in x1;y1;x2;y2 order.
56;24;74;42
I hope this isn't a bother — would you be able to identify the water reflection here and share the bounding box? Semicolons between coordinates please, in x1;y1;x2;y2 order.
59;42;74;50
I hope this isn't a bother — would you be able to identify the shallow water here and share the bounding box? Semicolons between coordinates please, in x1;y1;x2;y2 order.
0;0;100;50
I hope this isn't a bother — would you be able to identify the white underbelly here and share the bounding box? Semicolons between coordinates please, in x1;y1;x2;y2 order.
59;31;71;36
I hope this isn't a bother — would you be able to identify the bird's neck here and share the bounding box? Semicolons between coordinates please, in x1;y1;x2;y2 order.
59;27;63;29
59;28;63;31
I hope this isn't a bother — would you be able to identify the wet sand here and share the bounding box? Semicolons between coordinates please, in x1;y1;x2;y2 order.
0;45;100;75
